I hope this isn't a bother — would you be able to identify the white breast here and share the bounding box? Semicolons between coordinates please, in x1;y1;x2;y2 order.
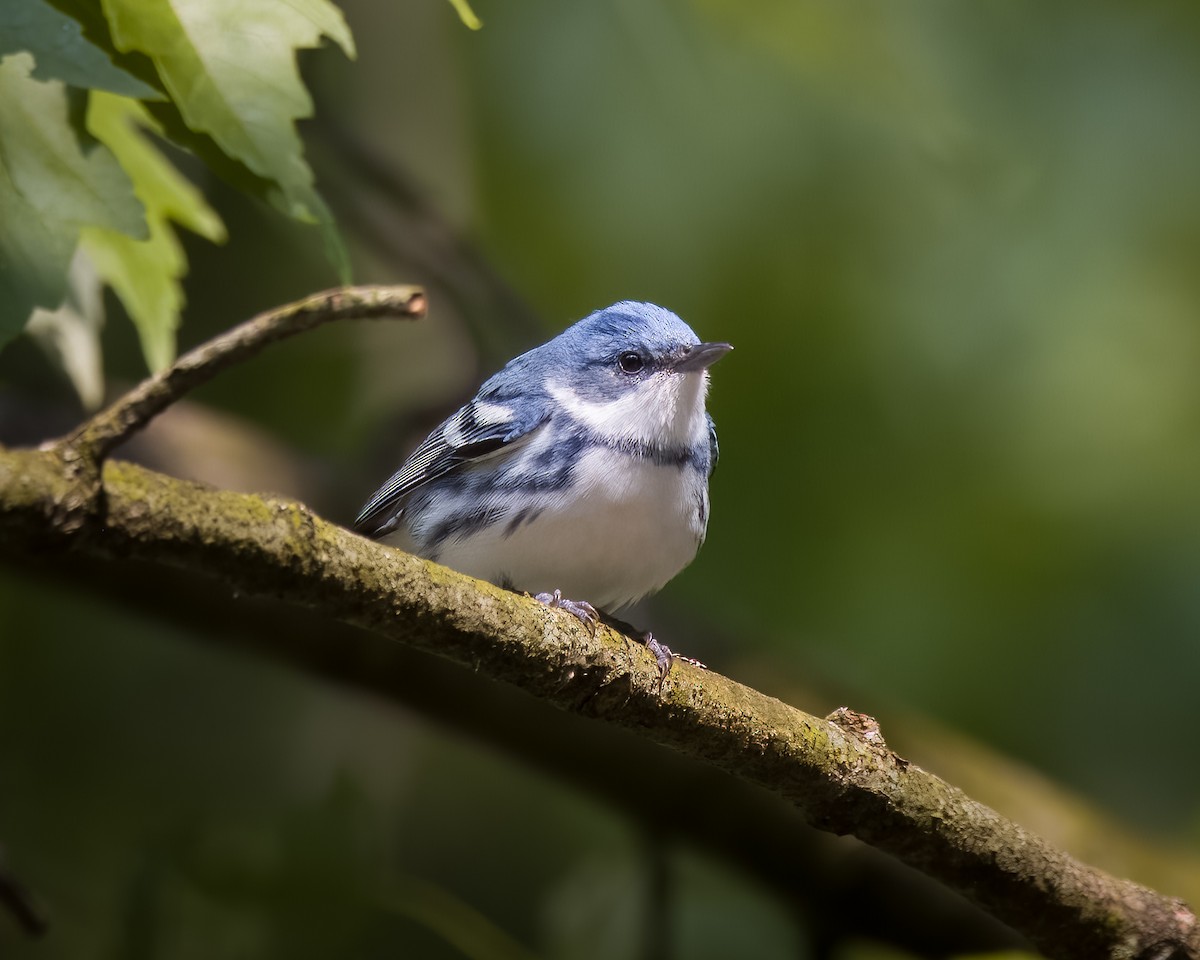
424;444;709;610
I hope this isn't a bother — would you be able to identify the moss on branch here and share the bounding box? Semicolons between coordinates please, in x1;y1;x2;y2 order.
0;441;1195;960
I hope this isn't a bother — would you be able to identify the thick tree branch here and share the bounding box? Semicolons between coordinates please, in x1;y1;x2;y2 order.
0;443;1195;960
11;549;1023;956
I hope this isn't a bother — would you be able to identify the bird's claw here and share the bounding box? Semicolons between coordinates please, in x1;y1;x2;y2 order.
535;589;600;634
644;632;707;692
644;632;674;689
533;595;704;693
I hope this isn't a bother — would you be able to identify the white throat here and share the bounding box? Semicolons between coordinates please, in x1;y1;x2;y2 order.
547;371;709;448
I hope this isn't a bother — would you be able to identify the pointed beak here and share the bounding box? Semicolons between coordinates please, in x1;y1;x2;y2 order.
673;341;733;373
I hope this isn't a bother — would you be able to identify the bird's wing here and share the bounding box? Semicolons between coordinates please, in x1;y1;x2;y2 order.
354;390;550;538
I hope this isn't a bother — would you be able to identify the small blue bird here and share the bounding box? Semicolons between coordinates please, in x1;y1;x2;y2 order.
355;301;731;672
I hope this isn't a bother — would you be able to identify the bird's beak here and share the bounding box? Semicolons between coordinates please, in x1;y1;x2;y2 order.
673;341;733;373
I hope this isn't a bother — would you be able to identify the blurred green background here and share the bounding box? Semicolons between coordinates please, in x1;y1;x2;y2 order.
3;0;1200;956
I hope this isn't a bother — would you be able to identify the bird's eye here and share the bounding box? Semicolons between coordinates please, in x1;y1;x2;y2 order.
618;352;645;374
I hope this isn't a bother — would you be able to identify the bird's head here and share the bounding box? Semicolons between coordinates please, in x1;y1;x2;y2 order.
541;302;732;449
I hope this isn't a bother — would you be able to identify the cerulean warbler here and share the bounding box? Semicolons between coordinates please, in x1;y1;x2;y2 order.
355;301;731;662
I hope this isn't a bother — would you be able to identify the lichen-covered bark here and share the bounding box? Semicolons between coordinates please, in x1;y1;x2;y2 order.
0;443;1195;960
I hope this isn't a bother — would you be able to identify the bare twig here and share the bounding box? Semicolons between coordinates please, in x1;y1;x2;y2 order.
50;285;426;465
0;446;1195;960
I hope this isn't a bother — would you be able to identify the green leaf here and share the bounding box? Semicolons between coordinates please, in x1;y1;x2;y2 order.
446;0;483;30
0;0;159;98
40;0;310;225
82;91;227;372
25;247;107;410
0;52;145;345
101;0;354;279
41;0;167;94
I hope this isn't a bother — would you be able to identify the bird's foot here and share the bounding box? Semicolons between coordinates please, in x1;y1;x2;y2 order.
642;633;707;691
644;632;674;688
535;589;600;634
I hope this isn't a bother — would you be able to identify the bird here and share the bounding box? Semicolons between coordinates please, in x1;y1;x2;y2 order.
354;300;732;675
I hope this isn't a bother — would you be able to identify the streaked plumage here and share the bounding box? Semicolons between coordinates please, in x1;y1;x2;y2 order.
355;301;730;612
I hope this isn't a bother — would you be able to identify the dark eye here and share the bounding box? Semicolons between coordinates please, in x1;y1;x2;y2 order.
618;352;645;374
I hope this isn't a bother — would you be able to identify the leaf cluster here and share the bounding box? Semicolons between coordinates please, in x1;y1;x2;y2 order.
0;0;356;400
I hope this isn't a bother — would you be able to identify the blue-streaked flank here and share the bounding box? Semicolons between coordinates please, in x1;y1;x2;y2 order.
355;301;731;611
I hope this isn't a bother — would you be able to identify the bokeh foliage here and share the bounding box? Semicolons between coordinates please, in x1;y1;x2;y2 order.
3;0;1200;957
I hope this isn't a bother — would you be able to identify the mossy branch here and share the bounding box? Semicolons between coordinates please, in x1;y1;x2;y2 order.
0;442;1195;960
1;286;1196;959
